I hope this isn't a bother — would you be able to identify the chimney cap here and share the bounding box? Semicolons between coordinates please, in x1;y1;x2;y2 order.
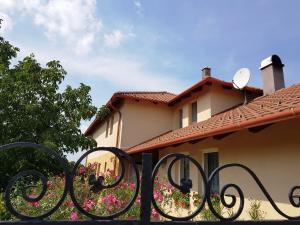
260;55;284;70
202;67;211;79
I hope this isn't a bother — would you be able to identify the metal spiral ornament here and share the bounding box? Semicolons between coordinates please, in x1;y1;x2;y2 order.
0;142;69;220
207;163;300;221
151;153;208;221
69;146;140;220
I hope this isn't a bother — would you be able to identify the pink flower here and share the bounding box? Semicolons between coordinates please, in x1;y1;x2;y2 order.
28;201;40;207
153;191;164;202
27;195;40;207
136;196;141;204
153;191;159;200
130;183;136;190
102;194;122;212
83;199;95;211
79;166;87;175
47;181;53;189
151;208;160;220
70;212;78;221
166;183;174;192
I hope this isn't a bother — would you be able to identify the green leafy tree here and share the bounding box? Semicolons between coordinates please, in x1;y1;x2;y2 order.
0;24;97;189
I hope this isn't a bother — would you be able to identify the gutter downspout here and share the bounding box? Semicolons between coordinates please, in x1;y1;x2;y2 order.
109;101;122;148
109;101;122;176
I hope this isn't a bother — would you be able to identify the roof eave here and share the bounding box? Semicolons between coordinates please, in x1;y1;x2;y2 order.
127;107;300;154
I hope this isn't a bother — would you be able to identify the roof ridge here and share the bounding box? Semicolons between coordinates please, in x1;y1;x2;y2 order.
114;91;177;95
186;82;300;126
168;76;263;104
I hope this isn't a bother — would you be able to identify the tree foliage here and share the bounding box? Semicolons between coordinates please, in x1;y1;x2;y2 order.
96;105;111;121
0;27;97;189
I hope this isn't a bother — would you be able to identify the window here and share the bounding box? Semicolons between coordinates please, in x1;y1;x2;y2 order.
109;115;114;135
105;120;109;137
179;109;183;128
104;162;107;172
191;101;197;123
180;158;190;181
204;152;219;194
97;164;101;174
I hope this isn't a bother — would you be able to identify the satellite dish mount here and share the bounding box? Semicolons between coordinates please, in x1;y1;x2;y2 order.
232;68;251;105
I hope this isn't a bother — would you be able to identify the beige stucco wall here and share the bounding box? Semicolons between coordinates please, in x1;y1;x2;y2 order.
120;99;173;149
86;100;173;171
92;112;120;147
86;151;117;174
210;85;244;115
157;118;300;220
172;84;247;129
86;112;120;167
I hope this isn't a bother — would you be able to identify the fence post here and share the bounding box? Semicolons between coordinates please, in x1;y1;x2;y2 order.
140;153;152;225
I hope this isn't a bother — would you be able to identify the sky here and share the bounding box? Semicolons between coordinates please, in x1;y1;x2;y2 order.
1;0;300;160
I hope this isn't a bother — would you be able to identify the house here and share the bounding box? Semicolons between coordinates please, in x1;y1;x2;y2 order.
84;55;300;219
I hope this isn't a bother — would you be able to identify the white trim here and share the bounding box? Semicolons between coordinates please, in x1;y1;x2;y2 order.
202;147;218;154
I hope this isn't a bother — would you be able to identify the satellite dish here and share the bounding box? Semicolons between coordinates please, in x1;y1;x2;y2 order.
232;68;251;90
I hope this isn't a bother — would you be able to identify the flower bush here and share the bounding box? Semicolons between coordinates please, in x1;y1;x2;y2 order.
0;164;174;221
0;164;265;221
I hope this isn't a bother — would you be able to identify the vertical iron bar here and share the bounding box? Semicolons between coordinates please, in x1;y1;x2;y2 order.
140;153;152;225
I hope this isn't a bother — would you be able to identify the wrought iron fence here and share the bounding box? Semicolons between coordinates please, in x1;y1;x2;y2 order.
0;142;300;225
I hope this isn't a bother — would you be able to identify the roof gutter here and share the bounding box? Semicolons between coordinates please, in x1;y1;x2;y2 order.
127;107;300;154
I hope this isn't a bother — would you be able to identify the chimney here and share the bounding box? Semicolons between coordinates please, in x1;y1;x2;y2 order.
260;55;285;95
202;67;211;79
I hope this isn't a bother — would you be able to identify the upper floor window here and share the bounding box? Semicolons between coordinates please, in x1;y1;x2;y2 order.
191;101;197;123
179;109;183;128
109;115;114;135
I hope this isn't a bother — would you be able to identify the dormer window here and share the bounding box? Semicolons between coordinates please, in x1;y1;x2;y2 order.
191;101;197;123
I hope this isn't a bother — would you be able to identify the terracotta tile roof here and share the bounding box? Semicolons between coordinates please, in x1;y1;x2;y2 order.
128;83;300;154
168;77;262;105
112;91;176;104
84;91;176;136
84;77;262;136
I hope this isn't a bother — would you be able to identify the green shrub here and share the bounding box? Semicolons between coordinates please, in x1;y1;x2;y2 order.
247;199;266;220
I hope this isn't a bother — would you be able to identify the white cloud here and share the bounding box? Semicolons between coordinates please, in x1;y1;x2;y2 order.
0;0;102;55
133;0;143;15
0;13;13;34
104;30;124;48
15;41;183;93
74;33;95;55
33;0;102;42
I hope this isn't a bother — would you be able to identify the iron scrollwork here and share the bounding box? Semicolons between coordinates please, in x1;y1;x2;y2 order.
1;143;300;222
0;143;140;221
151;153;208;221
206;163;300;221
153;154;300;221
0;142;69;220
69;147;140;220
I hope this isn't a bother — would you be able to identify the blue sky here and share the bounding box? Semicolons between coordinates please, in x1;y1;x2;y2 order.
1;0;300;160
